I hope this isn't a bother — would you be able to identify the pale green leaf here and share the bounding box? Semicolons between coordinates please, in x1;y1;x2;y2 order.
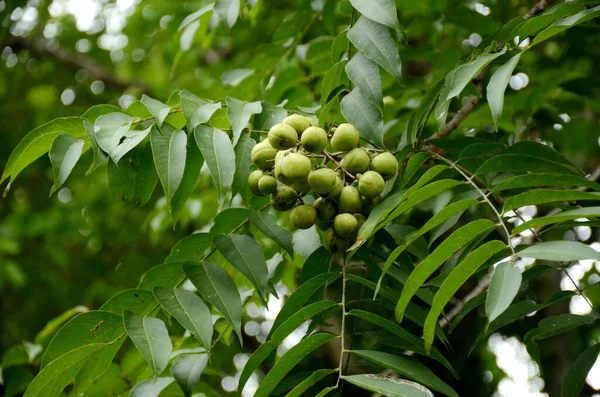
346;52;383;113
183;262;243;344
94;112;135;161
221;68;254;86
130;377;174;397
254;101;287;130
123;311;173;377
141;95;171;128
342;374;434;397
226;97;262;146
180;90;221;131
486;262;522;322
84;120;107;175
348;0;402;32
215;0;240;27
562;343;600;397
171;354;208;397
48;134;85;195
487;52;522;130
341;87;384;148
150;124;187;204
517;241;600;262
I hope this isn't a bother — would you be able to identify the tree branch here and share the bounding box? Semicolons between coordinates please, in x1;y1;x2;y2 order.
9;36;150;94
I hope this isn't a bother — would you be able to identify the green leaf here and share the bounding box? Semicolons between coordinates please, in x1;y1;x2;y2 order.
253;101;287;131
286;369;337;397
533;5;600;45
448;294;486;333
347;16;402;81
170;136;204;221
408;80;444;145
348;0;402;32
150;124;187;204
153;288;213;355
525;314;596;344
183;262;243;344
345;52;383;113
503;190;600;214
512;207;600;235
72;337;126;395
225;97;262;145
342;374;434;397
267;273;340;340
180;91;221;131
320;60;348;110
398;152;430;189
518;241;600;262
84;120;107;175
122;311;173;377
94;112;138;162
141;95;171;128
435;47;507;129
515;2;585;39
48;134;85;195
487;52;522;130
341;87;384;148
139;263;185;290
476;154;579;176
106;141;158;206
213;234;272;303
171;354;208;397
562;343;600;397
492;173;600;193
254;333;338;397
231;135;256;199
486;262;522;323
351;351;458;397
210;208;248;235
2;117;85;187
194;125;235;207
505;141;582;173
167;234;212;263
215;0;240;27
395;219;497;322
130;377;174;397
424;240;506;351
42;311;124;368
353;190;406;249
82;104;123;122
248;210;294;257
100;289;157;316
331;29;348;63
24;344;107;397
378;198;480;295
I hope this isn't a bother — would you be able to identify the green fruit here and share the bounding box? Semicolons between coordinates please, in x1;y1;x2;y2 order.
280;153;312;181
383;96;396;107
357;171;385;198
341;148;370;175
331;123;359;151
313;197;337;222
268;123;298;149
291;178;311;194
274;150;292;184
353;213;366;230
283;114;312;135
308;117;317;127
334;213;358;238
258;175;278;195
248;170;264;196
251;140;278;170
338;186;362;213
290;205;317;229
322;228;349;252
371;152;398;180
362;195;382;215
327;176;343;198
271;185;298;211
308;168;337;194
300;126;328;153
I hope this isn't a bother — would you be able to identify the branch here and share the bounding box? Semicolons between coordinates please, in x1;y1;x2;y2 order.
9;36;150;94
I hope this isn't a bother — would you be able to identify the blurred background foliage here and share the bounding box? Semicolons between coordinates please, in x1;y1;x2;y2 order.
1;0;600;396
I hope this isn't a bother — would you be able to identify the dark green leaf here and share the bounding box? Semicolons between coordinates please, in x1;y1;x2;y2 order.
562;343;600;397
72;337;126;396
286;369;337;397
331;30;348;63
225;97;262;145
486;262;522;322
533;5;600;45
210;208;248;235
248;210;294;257
232;135;256;199
398;152;430;189
346;52;383;113
166;234;212;263
100;289;157;316
518;241;600;262
123;311;172;377
342;374;434;397
139;263;185;290
503;190;600;214
525;314;596;344
341;87;384;148
492;173;600;193
512;207;600;235
448;294;486;333
408;80;444;144
516;2;585;39
170;136;204;221
253;101;287;131
477;154;579;176
48;134;85;195
171;354;208;397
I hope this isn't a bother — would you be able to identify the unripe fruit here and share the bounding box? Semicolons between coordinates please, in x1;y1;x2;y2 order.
323;228;349;252
341;148;370;175
334;213;358;238
300;126;328;153
313;197;337;222
338;186;362;213
327;176;343;198
291;178;311;194
357;171;385;198
280;153;312;181
362;195;382;215
383;95;396;107
371;152;398;180
271;185;298;211
283;114;312;135
268;123;298;149
308;168;337;194
353;213;366;230
290;205;317;229
331;123;359;151
251;140;277;170
258;175;278;195
248;170;264;196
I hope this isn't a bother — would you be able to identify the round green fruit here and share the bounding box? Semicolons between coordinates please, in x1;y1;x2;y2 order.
291;178;311;194
290;205;317;229
280;153;312;181
327;176;343;198
248;170;264;196
383;95;396;107
308;168;338;195
313;197;337;222
334;213;358;239
331;123;359;151
268;123;298;149
283;114;312;135
338;186;362;213
271;185;298;211
258;175;278;195
341;148;370;175
300;126;328;153
357;171;385;198
251;140;278;170
322;228;349;252
353;213;366;230
371;152;398;180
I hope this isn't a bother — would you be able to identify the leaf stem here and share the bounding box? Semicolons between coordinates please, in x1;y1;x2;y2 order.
335;254;348;388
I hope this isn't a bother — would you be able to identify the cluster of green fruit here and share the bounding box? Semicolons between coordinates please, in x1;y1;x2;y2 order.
248;114;398;252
